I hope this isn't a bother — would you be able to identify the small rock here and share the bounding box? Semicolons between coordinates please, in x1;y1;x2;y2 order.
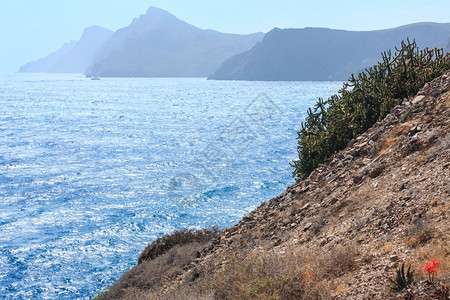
397;181;408;191
353;175;363;184
430;88;440;96
357;141;368;148
330;198;338;205
412;95;425;104
301;203;311;210
389;254;399;262
303;222;313;231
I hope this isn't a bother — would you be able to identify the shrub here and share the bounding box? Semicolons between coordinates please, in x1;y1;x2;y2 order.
406;222;441;248
100;241;207;299
98;227;220;300
292;39;450;179
367;164;386;178
324;245;359;277
204;251;332;300
138;226;220;264
311;215;327;235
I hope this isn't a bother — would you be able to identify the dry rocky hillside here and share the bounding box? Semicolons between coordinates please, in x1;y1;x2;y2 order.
99;71;449;300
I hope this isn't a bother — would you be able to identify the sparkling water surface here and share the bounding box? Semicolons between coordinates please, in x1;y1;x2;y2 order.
0;73;342;299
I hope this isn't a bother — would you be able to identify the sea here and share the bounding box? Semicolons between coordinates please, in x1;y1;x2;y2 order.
0;73;342;299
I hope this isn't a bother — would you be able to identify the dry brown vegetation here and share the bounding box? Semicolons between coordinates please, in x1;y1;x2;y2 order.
98;228;220;299
97;72;450;299
138;227;220;264
109;244;359;300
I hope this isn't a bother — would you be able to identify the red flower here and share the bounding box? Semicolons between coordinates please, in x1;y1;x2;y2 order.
423;263;438;275
423;260;440;282
430;260;440;269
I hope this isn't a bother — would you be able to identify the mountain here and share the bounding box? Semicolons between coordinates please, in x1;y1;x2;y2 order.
19;26;113;73
209;22;450;81
96;71;450;299
86;7;263;77
18;41;77;73
442;37;450;52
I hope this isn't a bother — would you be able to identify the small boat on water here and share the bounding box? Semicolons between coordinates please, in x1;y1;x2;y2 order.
91;77;101;80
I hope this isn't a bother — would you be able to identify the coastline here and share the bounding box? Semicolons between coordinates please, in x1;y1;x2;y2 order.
96;72;450;299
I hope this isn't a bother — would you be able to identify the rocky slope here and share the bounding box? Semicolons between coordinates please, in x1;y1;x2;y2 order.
99;71;449;299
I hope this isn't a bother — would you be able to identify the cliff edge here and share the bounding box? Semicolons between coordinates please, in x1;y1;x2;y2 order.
98;71;449;299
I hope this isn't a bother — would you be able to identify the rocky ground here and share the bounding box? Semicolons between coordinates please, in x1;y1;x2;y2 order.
99;71;449;300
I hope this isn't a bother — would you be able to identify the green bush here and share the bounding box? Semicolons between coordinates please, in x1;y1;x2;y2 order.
292;39;449;179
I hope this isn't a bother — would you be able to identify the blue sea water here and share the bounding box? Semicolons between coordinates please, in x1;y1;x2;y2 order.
0;73;342;299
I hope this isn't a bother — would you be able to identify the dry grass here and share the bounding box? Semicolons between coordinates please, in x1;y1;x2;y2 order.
150;244;360;300
414;243;450;282
377;122;411;156
138;227;220;264
405;220;442;249
331;284;351;298
99;242;204;299
98;227;220;300
367;164;386;178
378;241;394;254
200;251;331;300
323;245;360;277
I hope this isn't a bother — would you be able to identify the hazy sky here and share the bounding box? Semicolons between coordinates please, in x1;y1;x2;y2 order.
1;0;449;73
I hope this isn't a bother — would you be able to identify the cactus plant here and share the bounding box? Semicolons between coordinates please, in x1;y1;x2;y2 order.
388;263;415;292
292;39;450;179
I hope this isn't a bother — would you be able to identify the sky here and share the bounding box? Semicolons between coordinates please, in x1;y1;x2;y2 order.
0;0;449;73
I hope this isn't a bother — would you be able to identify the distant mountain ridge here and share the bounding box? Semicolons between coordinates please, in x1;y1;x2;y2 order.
19;9;449;80
209;22;450;81
86;7;264;77
19;26;113;73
